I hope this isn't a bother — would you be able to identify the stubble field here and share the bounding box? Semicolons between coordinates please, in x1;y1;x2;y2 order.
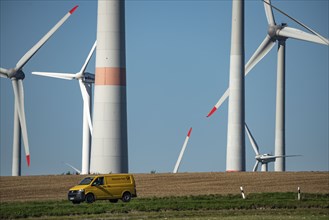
0;172;328;219
0;172;328;202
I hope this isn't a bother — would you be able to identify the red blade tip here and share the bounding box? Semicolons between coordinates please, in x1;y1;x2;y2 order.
187;127;192;137
207;107;217;118
69;5;79;14
26;155;30;167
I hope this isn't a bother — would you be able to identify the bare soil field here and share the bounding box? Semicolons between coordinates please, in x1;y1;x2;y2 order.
0;172;328;202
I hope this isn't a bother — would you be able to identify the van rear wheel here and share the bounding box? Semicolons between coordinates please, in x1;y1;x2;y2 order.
122;192;132;202
85;193;95;203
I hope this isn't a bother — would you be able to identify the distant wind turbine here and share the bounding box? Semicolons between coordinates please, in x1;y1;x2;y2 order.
173;127;192;173
255;0;328;171
0;5;79;176
32;41;96;175
245;123;300;172
207;1;328;119
65;163;81;174
206;0;328;171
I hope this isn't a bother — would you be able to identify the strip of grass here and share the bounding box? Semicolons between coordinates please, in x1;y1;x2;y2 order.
0;193;328;219
16;209;329;220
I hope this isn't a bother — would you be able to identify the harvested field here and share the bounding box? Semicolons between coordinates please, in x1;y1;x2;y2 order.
0;172;328;202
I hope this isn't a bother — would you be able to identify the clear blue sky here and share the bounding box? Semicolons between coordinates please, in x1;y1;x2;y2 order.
0;0;328;176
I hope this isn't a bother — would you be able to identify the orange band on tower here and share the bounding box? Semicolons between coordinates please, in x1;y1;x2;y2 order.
95;67;126;86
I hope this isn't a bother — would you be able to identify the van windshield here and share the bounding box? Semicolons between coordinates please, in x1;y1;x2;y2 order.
79;177;94;185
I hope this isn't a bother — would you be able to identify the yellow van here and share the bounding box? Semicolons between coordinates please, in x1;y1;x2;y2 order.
68;174;137;204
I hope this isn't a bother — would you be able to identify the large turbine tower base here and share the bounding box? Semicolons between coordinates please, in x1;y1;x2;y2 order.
90;0;128;174
226;0;246;172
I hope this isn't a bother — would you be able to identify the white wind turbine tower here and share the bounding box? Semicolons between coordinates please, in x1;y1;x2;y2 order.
226;0;245;172
245;123;300;172
0;5;78;176
207;0;328;171
32;41;96;175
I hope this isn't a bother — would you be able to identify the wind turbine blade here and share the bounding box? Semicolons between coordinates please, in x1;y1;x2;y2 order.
12;79;30;166
65;163;81;174
173;127;192;173
17;80;31;167
79;80;93;135
32;72;75;80
206;89;229;117
272;154;301;159
253;161;259;172
283;155;301;157
0;68;9;77
206;35;275;118
79;41;97;74
244;123;260;156
263;0;276;25
278;27;329;45
245;34;275;75
15;5;79;71
262;0;329;45
0;73;8;78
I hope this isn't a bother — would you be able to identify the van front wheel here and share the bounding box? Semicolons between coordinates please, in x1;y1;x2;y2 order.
122;192;132;202
85;193;95;203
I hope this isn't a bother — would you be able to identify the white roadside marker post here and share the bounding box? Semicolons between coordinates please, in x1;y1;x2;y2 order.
240;186;246;199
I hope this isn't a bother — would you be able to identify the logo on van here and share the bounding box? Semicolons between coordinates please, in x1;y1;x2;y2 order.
112;176;130;181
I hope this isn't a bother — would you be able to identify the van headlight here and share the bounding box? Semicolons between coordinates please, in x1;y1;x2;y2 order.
78;189;85;193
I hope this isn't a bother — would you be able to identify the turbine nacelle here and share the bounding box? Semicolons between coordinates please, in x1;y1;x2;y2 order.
255;154;276;163
267;24;289;42
0;68;25;80
68;71;95;83
83;72;95;83
9;70;25;80
267;24;283;39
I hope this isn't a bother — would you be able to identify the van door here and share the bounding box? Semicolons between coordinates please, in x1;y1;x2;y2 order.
104;176;122;198
106;175;132;198
90;177;113;199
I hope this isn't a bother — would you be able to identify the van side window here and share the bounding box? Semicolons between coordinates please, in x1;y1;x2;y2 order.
93;177;104;186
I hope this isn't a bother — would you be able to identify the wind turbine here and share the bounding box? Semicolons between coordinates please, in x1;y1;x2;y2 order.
65;163;81;174
245;123;300;172
173;127;192;173
206;0;328;171
32;41;96;175
0;5;79;176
